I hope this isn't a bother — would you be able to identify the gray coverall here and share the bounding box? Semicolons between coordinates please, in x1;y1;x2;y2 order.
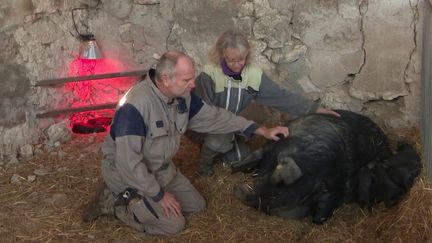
101;69;259;235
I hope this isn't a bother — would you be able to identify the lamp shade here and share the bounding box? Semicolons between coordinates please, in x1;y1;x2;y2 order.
79;39;102;59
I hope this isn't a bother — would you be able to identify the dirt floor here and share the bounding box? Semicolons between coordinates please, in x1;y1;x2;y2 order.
0;131;431;243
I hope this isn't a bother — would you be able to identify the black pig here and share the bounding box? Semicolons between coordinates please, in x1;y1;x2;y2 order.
232;110;421;224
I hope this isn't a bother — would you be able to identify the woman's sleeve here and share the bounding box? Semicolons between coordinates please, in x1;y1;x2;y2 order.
255;73;318;115
193;72;216;105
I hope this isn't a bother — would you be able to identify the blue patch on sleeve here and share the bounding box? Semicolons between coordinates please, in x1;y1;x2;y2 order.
155;120;164;128
110;103;146;139
176;97;188;114
243;123;259;138
189;92;204;120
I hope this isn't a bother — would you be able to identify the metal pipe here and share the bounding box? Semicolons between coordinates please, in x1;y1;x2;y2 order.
421;1;432;181
34;70;147;86
36;102;117;118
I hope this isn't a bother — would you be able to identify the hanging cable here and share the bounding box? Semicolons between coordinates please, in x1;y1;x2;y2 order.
70;0;101;40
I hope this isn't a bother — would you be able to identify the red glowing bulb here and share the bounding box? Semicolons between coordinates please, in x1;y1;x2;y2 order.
65;56;138;127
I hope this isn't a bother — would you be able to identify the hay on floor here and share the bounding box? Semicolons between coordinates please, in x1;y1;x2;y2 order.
0;129;430;242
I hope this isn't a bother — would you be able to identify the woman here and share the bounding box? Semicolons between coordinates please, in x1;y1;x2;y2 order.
193;29;338;177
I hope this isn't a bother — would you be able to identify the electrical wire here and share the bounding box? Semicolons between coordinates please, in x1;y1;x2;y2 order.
70;0;101;40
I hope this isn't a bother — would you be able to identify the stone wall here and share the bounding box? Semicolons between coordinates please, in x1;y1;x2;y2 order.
0;0;423;158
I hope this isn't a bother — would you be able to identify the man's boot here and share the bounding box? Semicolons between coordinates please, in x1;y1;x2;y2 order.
197;145;220;177
82;182;116;222
221;140;251;166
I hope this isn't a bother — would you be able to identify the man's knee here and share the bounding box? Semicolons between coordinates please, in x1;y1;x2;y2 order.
115;203;186;235
152;216;186;235
204;134;234;153
191;194;206;213
113;204;146;232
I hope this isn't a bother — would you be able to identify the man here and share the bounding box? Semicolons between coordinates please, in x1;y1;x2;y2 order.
82;51;288;235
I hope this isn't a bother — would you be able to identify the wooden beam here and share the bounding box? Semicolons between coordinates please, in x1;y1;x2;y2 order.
36;103;117;118
35;70;147;86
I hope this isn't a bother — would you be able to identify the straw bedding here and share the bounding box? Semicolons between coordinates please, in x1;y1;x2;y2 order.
0;128;430;242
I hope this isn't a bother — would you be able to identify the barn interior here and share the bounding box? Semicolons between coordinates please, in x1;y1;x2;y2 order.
0;0;431;242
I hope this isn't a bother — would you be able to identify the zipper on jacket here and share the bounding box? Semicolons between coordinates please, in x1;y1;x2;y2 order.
225;80;231;110
235;86;242;114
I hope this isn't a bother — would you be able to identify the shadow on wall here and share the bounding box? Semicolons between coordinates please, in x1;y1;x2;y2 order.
0;63;31;128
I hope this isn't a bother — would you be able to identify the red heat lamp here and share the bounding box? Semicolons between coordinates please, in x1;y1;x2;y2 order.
68;6;113;134
34;5;145;135
69;34;112;134
78;34;103;60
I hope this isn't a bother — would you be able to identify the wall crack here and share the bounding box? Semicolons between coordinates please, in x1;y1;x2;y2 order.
165;0;176;51
356;0;368;78
404;0;419;87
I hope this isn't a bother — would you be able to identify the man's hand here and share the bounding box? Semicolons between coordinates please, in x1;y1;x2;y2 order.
255;126;289;141
316;106;340;117
158;192;182;218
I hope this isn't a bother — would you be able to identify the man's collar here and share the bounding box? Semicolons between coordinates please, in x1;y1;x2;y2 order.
149;68;156;84
149;81;173;105
148;69;176;105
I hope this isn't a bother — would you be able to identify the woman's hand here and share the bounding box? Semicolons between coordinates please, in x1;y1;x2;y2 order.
255;126;289;141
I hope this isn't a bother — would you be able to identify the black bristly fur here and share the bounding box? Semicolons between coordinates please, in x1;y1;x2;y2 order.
232;110;421;224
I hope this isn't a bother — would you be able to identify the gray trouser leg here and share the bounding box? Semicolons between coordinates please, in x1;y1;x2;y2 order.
204;133;235;153
114;170;203;235
114;195;186;235
198;133;234;176
197;145;219;176
222;138;251;165
167;170;206;214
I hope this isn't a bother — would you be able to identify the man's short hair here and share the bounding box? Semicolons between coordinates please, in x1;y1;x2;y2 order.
155;51;193;81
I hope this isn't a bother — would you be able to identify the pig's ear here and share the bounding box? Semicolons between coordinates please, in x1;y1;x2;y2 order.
271;156;303;185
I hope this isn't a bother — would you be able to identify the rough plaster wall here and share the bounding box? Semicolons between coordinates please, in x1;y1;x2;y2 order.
172;0;421;127
352;1;411;100
0;0;422;157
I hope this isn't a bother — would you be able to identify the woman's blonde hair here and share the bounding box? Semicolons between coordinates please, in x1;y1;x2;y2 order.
208;29;252;65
